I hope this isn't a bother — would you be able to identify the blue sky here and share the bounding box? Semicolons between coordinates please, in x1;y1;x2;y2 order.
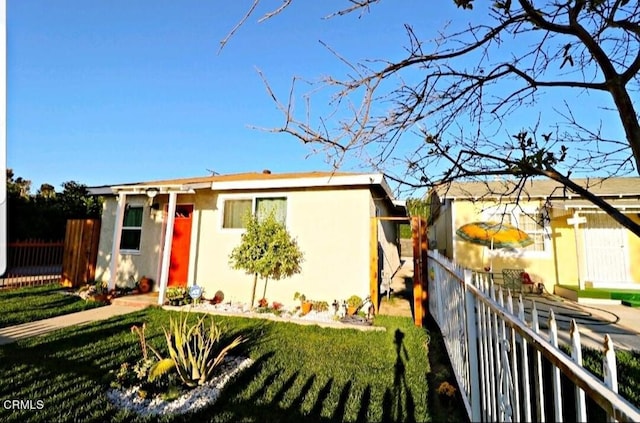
7;1;630;195
7;0;457;192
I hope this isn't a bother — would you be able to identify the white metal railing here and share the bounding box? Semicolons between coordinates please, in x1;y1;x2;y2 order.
427;250;640;423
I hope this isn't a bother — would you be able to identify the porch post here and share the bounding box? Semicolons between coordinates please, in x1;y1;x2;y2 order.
158;191;177;305
369;217;379;314
108;192;126;291
567;210;586;290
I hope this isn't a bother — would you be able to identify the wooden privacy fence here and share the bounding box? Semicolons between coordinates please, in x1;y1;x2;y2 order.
61;219;101;288
1;240;64;288
427;250;640;422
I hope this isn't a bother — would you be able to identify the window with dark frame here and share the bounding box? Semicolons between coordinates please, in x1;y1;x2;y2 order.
120;206;143;251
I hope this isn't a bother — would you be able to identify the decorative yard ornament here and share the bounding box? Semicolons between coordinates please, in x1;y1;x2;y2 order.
189;285;203;302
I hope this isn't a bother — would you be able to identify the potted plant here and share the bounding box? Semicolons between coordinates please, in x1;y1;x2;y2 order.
346;295;363;316
137;276;154;294
92;281;110;303
210;290;224;305
294;292;313;315
312;300;329;312
166;287;188;306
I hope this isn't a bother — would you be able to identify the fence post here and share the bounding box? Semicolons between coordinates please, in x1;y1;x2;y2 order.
549;309;563;422
603;334;619;423
570;320;587;422
532;302;546;423
518;297;532;422
464;269;481;422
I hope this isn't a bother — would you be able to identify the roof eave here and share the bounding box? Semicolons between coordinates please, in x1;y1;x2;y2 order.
209;173;395;197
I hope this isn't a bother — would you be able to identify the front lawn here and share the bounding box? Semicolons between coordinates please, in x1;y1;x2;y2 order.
0;283;106;328
0;308;436;422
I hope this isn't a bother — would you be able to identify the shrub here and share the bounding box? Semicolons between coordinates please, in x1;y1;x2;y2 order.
159;312;244;388
313;301;329;312
111;323;176;399
346;295;363;309
229;212;304;308
165;287;191;305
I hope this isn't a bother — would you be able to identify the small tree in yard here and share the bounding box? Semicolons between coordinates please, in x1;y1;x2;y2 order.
229;213;304;308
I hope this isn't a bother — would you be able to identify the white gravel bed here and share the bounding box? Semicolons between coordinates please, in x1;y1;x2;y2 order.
193;301;339;323
107;356;253;417
177;302;384;331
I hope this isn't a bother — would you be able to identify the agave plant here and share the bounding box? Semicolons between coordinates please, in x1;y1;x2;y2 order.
150;311;244;388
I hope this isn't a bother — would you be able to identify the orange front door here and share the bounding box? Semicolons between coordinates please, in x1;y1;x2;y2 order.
168;205;193;287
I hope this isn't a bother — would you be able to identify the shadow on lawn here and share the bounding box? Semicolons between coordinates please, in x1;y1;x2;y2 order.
382;329;416;423
0;313;425;423
177;329;418;423
0;284;62;300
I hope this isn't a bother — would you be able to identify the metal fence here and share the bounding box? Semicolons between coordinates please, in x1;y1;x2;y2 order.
427;250;640;422
1;240;63;288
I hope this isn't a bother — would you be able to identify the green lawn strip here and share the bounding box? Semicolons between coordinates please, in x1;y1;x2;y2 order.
559;285;640;303
0;308;432;422
0;283;106;328
580;346;640;408
559;344;640;409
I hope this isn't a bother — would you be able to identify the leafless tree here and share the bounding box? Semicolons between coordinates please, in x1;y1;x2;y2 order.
223;0;640;236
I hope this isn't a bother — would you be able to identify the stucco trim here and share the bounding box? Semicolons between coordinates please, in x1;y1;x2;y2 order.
210;174;394;199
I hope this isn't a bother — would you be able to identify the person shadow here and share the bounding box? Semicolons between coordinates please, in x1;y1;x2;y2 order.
382;328;416;422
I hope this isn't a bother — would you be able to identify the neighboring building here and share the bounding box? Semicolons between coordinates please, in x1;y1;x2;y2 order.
89;171;406;307
428;177;640;292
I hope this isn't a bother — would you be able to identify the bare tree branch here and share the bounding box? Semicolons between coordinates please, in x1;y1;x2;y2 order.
224;0;640;236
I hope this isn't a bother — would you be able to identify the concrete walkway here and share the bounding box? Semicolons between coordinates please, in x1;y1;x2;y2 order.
0;305;141;345
519;294;640;351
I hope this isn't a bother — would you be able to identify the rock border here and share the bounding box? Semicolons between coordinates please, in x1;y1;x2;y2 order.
107;357;253;417
163;303;386;332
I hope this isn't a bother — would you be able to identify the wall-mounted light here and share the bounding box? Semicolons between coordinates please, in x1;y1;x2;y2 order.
146;187;159;199
146;188;160;217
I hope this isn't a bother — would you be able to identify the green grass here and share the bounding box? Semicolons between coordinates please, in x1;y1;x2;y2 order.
0;283;106;328
558;344;640;420
0;308;464;422
558;285;640;302
579;346;640;408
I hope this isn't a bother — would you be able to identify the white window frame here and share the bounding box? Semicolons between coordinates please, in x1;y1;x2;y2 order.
219;193;290;231
482;203;551;259
120;205;143;254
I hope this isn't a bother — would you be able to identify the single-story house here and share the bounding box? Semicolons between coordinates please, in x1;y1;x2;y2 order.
428;177;640;293
89;170;407;308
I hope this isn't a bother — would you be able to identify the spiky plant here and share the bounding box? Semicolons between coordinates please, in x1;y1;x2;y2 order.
156;311;244;388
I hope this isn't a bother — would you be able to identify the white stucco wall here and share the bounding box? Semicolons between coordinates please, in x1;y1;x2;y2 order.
95;186;402;307
95;195;163;286
192;188;373;307
94;193;199;288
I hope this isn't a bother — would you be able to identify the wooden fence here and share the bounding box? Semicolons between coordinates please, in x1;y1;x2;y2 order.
1;240;64;288
427;250;640;422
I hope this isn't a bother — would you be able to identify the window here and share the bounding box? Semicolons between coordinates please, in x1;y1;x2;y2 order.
223;199;252;228
222;197;287;229
255;197;287;224
483;205;549;253
517;210;547;252
120;206;143;251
